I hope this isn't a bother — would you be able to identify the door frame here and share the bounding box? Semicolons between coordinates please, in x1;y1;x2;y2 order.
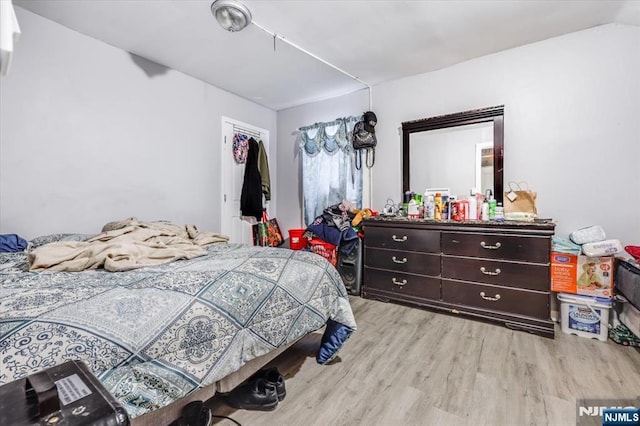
220;116;270;243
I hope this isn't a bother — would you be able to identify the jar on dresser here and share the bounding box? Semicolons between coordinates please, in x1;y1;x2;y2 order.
362;217;556;338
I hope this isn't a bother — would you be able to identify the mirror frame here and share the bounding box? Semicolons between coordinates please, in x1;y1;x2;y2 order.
402;105;504;204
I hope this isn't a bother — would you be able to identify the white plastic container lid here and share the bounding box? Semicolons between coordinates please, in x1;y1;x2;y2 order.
557;292;612;308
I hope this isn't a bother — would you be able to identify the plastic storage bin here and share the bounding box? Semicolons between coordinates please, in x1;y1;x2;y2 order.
288;229;307;250
309;238;338;267
557;293;612;341
615;259;640;309
620;300;640;338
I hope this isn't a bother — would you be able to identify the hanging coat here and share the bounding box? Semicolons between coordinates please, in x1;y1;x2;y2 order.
257;139;271;201
240;137;263;221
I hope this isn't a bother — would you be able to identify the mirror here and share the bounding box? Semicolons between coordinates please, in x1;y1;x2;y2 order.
402;105;504;203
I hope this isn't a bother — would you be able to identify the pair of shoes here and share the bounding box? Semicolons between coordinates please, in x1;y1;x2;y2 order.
223;377;279;411
249;367;286;402
169;400;212;426
223;368;286;411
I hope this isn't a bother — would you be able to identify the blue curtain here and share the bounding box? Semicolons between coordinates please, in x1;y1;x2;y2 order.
298;117;362;226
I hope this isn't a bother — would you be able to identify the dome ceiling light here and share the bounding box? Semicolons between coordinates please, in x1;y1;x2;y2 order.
210;0;252;32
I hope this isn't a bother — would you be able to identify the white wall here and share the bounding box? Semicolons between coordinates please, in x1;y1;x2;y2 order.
0;8;276;239
278;23;640;246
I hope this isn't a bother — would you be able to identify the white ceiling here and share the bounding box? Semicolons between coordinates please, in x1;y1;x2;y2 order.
15;0;640;111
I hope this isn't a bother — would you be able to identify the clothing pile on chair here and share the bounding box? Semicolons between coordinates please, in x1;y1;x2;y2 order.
304;201;371;255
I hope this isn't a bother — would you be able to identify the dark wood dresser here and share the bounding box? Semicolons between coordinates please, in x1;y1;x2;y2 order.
362;217;556;338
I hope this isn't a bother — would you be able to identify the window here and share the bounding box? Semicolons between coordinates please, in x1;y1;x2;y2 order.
299;117;362;226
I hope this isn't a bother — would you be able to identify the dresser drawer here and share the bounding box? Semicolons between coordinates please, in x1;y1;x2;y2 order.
364;268;440;300
442;280;549;319
442;256;549;291
441;232;550;263
366;248;440;276
365;226;440;253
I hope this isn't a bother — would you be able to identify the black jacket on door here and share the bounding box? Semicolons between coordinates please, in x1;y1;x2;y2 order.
240;137;263;221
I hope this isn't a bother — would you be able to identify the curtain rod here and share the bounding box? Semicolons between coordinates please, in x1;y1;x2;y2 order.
251;20;372;110
298;116;360;132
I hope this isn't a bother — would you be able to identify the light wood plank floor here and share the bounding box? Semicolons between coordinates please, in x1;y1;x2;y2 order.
207;296;640;426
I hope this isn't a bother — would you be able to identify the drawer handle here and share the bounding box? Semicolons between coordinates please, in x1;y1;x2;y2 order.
480;267;501;276
479;291;501;301
392;235;408;242
391;277;407;286
392;256;408;264
480;241;502;250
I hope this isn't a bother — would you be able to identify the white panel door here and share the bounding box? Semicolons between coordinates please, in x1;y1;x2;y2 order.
221;117;269;244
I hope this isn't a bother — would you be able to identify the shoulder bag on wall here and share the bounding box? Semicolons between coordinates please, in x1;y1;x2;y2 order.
352;111;378;169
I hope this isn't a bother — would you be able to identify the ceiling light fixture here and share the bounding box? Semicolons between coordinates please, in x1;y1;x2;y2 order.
210;0;252;32
209;0;372;109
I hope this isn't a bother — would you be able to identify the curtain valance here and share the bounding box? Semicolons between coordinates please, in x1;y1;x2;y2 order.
298;116;360;156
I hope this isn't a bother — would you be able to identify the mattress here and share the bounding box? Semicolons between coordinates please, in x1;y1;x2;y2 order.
0;242;356;418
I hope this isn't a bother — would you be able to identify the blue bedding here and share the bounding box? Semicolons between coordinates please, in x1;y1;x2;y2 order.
0;234;27;252
0;242;356;417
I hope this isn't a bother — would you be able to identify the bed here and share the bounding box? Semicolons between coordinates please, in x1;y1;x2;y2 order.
0;229;356;422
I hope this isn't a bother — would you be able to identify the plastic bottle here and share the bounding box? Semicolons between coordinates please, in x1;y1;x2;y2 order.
434;193;443;220
485;189;493;201
425;195;435;219
481;200;489;221
460;199;469;221
488;196;497;220
408;198;419;219
468;188;478;220
476;192;484;219
442;195;449;220
495;202;505;222
448;195;457;221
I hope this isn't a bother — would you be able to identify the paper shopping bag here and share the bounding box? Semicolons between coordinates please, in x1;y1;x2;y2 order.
504;182;538;215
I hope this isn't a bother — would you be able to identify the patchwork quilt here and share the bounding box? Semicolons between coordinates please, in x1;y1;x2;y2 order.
0;243;356;418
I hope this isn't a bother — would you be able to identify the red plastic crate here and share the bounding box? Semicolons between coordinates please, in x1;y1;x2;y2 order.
309;238;338;267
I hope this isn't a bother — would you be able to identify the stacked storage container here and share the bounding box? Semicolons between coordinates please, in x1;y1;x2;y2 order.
551;226;623;341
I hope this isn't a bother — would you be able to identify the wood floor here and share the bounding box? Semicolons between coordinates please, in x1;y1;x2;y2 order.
207;296;640;426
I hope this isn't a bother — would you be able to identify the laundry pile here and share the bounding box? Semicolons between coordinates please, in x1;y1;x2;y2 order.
304;201;372;256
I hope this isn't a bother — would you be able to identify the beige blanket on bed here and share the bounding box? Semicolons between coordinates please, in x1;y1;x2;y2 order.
28;218;229;272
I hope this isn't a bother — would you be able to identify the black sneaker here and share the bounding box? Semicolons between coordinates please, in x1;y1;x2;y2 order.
168;400;212;426
250;368;286;401
223;377;278;411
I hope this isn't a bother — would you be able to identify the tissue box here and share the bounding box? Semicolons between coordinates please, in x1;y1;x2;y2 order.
551;253;614;298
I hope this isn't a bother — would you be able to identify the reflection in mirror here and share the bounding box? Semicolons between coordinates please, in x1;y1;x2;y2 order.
402;105;504;204
409;122;493;198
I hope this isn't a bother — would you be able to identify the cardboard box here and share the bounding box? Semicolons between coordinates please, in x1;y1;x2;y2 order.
551;253;614;298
